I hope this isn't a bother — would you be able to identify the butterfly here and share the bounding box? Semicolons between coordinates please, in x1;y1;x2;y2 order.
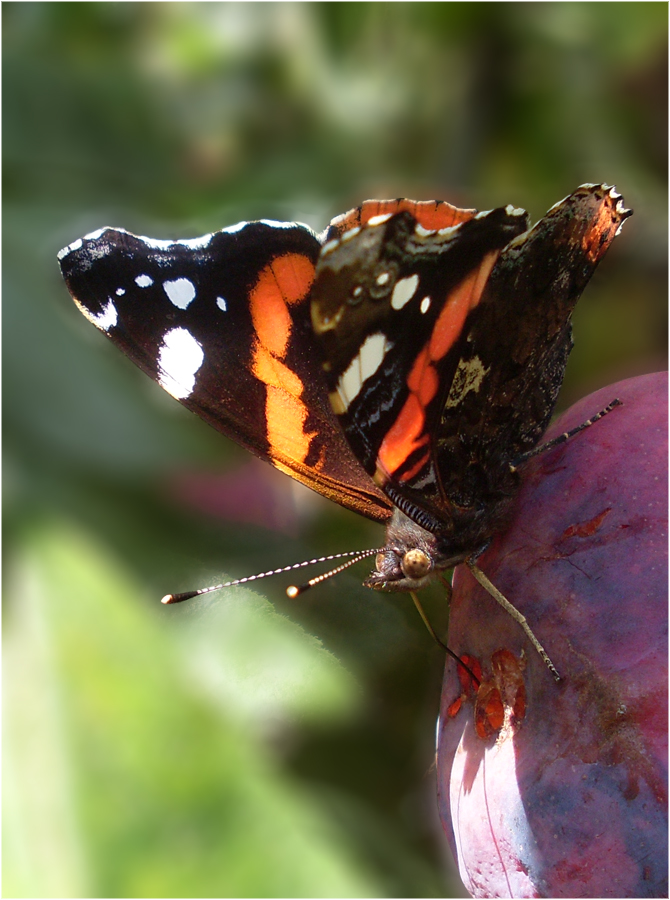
58;184;630;676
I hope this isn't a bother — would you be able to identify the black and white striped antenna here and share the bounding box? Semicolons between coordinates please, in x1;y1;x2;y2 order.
161;547;382;605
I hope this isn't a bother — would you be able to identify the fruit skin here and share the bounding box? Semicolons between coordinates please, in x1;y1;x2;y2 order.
436;372;668;898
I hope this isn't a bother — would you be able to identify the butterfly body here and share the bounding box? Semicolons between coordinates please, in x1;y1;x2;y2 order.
59;185;631;596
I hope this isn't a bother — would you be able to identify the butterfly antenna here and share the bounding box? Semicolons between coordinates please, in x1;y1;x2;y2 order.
286;548;382;598
161;548;382;605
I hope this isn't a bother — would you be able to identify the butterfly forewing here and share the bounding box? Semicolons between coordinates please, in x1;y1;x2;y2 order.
59;221;393;522
326;198;478;240
311;204;530;517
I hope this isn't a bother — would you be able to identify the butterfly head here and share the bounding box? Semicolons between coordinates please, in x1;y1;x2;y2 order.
364;508;464;592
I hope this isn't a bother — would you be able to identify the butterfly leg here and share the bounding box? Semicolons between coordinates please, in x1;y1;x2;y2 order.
465;560;562;682
510;398;622;471
410;591;480;686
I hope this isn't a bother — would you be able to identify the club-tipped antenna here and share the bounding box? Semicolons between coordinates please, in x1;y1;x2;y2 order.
285;547;381;598
161;547;480;684
161;548;382;605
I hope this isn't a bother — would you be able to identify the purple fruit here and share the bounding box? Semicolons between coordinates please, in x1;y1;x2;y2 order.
437;372;668;898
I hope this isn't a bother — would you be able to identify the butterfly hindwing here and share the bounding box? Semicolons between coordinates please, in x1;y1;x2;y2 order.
433;184;631;510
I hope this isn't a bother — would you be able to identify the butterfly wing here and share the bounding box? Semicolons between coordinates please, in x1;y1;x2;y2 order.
310;201;530;526
59;221;393;522
311;186;630;534
433;184;632;509
326;198;477;239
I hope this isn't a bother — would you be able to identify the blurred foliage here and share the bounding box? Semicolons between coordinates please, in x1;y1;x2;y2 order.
3;3;667;898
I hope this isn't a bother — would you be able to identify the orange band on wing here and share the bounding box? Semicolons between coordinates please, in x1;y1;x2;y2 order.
249;253;316;464
407;347;439;406
378;250;499;481
266;385;312;463
270;253;316;305
252;344;314;464
250;253;315;357
377;393;429;477
330;199;478;239
361;200;477;231
429;250;499;360
252;343;303;395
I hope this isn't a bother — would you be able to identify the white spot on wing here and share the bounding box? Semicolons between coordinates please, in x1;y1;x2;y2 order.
135;274;153;288
138;233;214;250
83;227;108;241
411;470;436;490
216;296;227;312
57;237;83;259
420;296;431;314
163;278;196;309
259;218;294;228
75;297;117;332
376;272;390;286
157;327;204;400
367;214;392;226
178;234;213;249
415;224;435;237
260;219;318;238
115;288;125;296
358;332;387;383
337;332;386;409
139;236;176;249
222;221;248;234
391;274;419;310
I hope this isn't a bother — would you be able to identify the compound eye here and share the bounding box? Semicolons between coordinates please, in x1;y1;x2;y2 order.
401;548;432;580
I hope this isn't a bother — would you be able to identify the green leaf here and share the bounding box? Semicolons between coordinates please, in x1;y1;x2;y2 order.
3;520;380;897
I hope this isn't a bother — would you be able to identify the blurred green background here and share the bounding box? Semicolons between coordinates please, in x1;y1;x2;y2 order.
3;3;667;897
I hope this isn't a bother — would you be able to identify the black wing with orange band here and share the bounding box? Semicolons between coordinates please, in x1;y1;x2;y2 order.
58;221;393;523
310;201;530;521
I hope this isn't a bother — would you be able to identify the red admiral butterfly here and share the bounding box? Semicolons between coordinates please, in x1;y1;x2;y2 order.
58;185;630;675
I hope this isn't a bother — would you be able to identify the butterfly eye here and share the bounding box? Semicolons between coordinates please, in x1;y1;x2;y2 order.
401;548;432;580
